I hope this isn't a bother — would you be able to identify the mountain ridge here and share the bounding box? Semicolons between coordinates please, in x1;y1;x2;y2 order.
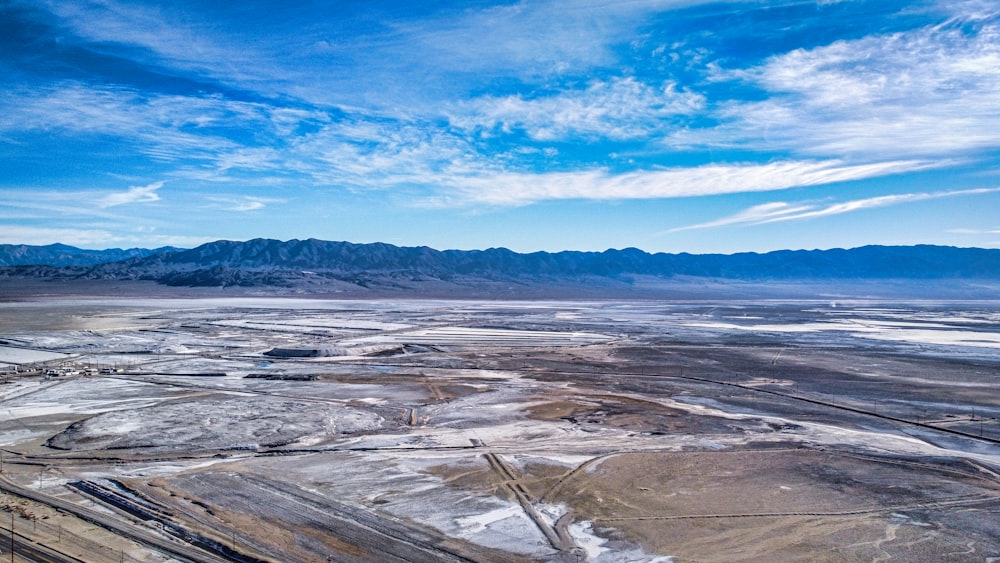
0;243;179;267
3;239;999;296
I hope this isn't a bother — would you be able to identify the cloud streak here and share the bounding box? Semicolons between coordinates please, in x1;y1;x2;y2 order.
98;181;164;208
204;195;287;212
670;187;1000;232
428;159;943;207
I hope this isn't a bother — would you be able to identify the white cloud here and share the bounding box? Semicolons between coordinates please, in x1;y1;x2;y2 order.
270;119;476;188
935;0;1000;21
0;186;158;219
0;224;210;248
46;1;279;88
391;1;710;79
187;112;938;205
671;187;1000;231
38;0;727;111
426;159;941;206
0;226;120;248
948;227;1000;234
685;15;1000;158
233;200;265;212
98;181;164;208
204;195;286;212
452;77;703;140
0;84;261;162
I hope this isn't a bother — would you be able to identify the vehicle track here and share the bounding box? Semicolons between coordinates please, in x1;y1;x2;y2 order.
0;380;70;407
599;493;1000;521
535;367;1000;446
0;474;229;563
483;452;576;554
0;525;85;563
229;473;482;562
537;447;871;507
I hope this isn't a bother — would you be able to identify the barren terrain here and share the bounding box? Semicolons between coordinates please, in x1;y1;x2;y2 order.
1;297;998;561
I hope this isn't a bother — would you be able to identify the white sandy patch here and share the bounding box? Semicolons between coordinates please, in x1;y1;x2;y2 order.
681;319;1000;349
343;326;612;348
0;345;69;364
524;453;596;467
271;318;412;330
210;320;350;335
858;328;1000;348
110;456;251;478
569;520;611;560
349;397;387;406
681;320;837;333
0;428;37;446
448;502;550;555
2;378;181;418
0;379;54;401
454;504;524;534
671;393;1000;466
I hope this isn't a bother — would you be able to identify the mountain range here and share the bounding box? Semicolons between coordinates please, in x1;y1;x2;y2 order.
0;243;178;267
3;239;999;298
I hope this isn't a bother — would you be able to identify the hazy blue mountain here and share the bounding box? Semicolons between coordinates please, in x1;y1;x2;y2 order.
0;243;179;267
3;239;1000;292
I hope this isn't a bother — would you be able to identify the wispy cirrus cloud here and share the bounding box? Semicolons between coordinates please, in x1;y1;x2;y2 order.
681;14;1000;158
204;195;287;212
43;0;283;92
0;84;251;162
364;0;723;97
98;181;164;208
670;187;1000;232
948;227;1000;235
39;0;702;109
0;82;330;172
212;120;936;206
451;77;703;141
425;159;942;207
1;182;166;223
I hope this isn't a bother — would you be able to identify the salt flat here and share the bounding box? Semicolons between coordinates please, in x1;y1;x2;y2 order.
0;298;998;562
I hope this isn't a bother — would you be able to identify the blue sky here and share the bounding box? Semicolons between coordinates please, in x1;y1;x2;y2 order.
1;0;999;253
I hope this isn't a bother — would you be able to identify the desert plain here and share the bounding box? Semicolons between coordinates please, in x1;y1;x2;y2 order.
0;296;999;562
